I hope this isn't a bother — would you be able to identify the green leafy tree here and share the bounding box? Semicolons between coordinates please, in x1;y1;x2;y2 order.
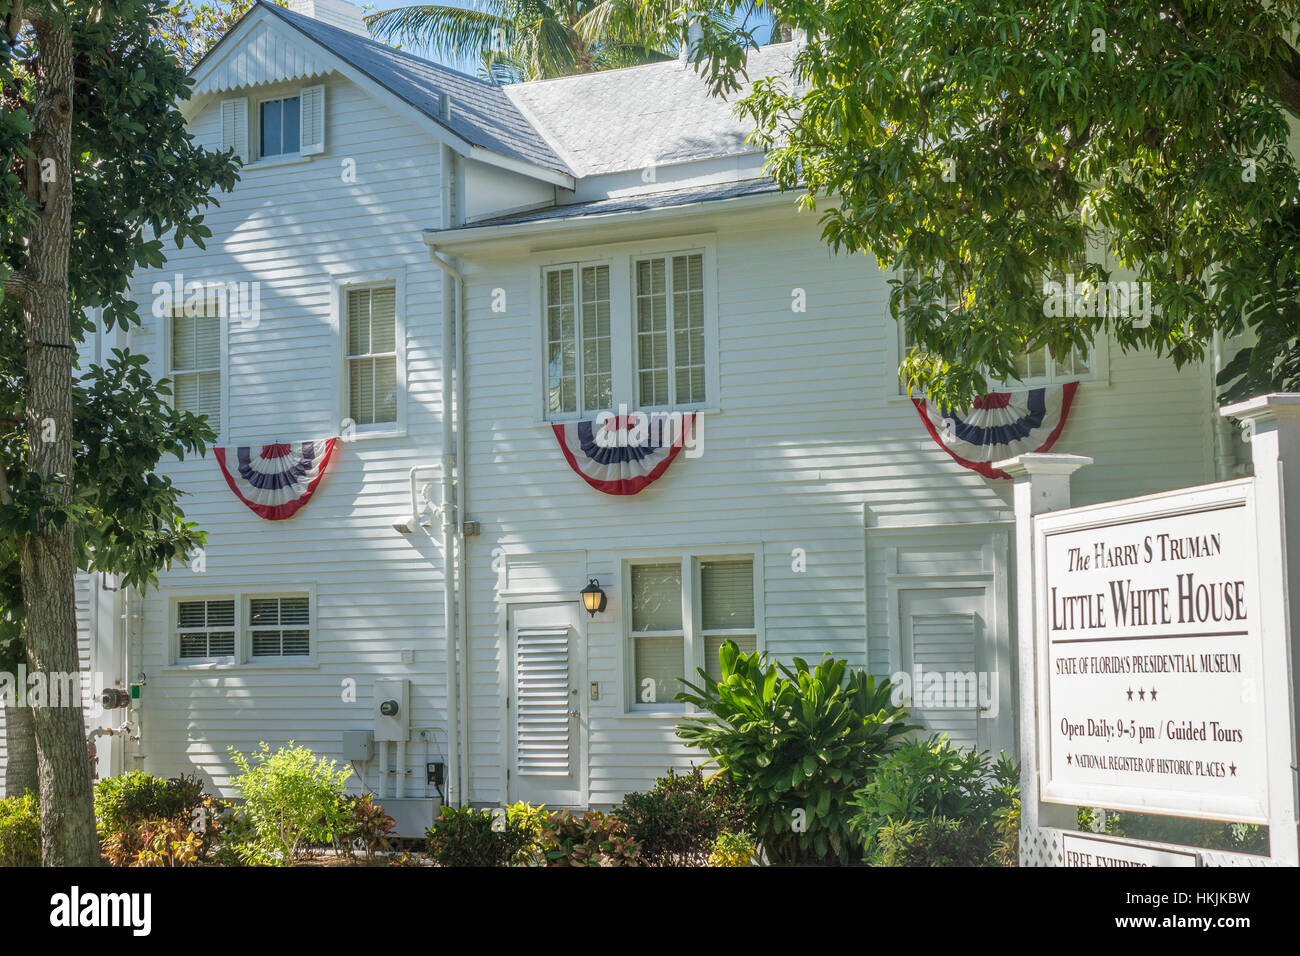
656;0;1300;406
1;0;238;864
154;0;290;71
366;0;672;83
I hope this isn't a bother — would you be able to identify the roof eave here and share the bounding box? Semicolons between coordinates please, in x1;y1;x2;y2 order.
424;188;793;253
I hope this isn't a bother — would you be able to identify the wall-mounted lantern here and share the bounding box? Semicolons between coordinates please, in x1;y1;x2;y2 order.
580;578;607;618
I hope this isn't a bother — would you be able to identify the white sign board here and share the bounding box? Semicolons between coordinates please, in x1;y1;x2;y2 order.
1061;832;1199;867
1034;480;1270;823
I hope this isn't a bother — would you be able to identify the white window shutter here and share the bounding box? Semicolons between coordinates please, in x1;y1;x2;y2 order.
220;97;248;162
300;85;325;155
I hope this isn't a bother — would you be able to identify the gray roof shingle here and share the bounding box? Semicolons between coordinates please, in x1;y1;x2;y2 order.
503;44;796;177
260;1;570;175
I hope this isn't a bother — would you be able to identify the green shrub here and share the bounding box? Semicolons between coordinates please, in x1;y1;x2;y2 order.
426;805;532;867
615;765;752;866
131;818;206;867
993;798;1020;867
539;810;641;866
0;792;40;867
849;735;1018;866
708;831;756;867
873;817;994;866
504;801;548;866
676;641;913;864
94;771;205;836
94;772;213;866
228;741;353;865
338;794;397;860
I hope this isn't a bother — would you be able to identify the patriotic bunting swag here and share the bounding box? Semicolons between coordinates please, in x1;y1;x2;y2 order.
215;439;338;520
912;382;1079;480
553;413;696;495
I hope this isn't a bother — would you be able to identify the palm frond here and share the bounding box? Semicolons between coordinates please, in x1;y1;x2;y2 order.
366;4;514;60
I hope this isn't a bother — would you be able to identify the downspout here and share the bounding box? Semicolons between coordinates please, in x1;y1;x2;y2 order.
433;134;469;807
1211;330;1237;480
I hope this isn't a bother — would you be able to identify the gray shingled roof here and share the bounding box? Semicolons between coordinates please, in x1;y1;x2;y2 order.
440;178;781;232
260;1;570;175
504;44;796;177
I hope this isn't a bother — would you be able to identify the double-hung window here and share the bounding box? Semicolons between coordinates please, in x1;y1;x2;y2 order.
169;300;221;428
346;284;399;428
629;563;686;707
634;252;706;408
544;263;612;416
627;555;757;710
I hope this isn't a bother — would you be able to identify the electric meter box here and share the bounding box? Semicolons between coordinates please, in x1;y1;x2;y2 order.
374;678;410;742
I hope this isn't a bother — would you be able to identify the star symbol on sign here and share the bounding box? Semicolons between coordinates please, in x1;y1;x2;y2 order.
1066;754;1073;764
1127;688;1133;700
1150;688;1157;701
1138;688;1146;700
1229;763;1237;776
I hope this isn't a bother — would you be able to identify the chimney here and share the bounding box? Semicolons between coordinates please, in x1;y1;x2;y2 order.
287;0;370;37
678;23;703;66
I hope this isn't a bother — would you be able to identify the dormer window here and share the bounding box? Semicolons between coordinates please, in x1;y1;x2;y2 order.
260;96;300;158
220;85;325;163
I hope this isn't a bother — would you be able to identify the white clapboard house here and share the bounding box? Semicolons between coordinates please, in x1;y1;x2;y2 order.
0;0;1244;826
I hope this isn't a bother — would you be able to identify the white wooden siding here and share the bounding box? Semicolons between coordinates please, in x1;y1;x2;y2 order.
458;206;1216;806
117;76;451;794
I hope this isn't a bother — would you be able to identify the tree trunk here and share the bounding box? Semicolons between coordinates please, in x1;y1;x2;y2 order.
3;703;38;799
13;9;98;866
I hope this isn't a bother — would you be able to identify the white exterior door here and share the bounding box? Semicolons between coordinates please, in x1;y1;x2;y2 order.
899;587;1012;755
507;602;585;807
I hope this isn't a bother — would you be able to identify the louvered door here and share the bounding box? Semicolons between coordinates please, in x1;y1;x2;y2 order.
508;603;584;806
900;588;1009;753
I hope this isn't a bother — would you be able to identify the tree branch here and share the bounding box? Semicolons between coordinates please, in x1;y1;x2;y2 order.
1274;41;1300;117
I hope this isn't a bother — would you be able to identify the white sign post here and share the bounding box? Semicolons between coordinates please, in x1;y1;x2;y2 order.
1002;393;1300;867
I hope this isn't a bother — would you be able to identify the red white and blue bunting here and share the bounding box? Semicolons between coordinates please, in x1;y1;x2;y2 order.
215;439;338;520
552;413;696;495
912;382;1079;480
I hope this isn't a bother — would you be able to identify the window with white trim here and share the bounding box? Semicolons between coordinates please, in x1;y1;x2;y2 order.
897;258;1099;391
175;599;236;661
172;592;313;665
220;85;324;163
540;248;713;421
169;300;221;426
345;284;399;427
635;253;706;408
544;263;612;416
627;555;756;709
248;595;311;658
